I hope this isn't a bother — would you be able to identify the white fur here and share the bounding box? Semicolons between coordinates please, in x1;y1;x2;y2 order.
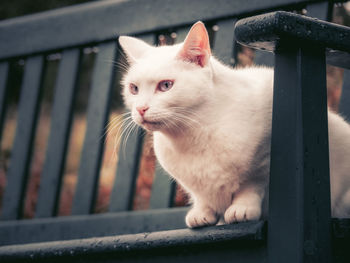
119;28;350;228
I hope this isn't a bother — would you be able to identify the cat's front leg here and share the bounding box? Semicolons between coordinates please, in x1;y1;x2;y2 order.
185;204;219;228
224;185;264;223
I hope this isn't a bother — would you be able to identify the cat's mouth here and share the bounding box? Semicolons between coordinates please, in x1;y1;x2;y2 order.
141;119;163;130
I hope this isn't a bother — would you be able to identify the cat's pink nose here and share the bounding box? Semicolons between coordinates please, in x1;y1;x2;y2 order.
136;106;149;117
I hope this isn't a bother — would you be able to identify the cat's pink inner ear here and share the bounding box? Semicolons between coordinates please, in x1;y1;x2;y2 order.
177;21;211;67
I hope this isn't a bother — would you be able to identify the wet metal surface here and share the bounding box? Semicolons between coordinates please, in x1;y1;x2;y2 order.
234;11;350;53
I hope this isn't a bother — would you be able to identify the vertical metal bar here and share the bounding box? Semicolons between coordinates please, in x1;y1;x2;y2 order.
300;46;331;263
109;126;144;212
254;50;274;67
339;69;350;119
213;19;236;65
268;45;331;262
71;42;116;215
268;46;304;263
0;62;9;143
1;55;44;220
109;34;153;212
150;163;176;209
175;27;189;44
151;29;182;206
137;34;154;45
35;49;81;218
143;32;179;209
306;1;331;21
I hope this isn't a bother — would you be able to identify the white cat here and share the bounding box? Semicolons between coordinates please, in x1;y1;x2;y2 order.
119;21;350;228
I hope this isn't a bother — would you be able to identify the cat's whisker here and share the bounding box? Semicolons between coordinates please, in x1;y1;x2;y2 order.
140;110;200;133
171;117;196;132
119;118;136;152
117;50;133;68
122;121;139;157
117;118;134;145
122;121;135;151
169;106;201;116
112;116;134;154
103;112;130;139
103;56;130;71
102;60;129;73
174;113;201;126
152;108;202;128
101;116;124;147
103;113;133;150
163;115;190;134
172;109;203;124
111;117;133;161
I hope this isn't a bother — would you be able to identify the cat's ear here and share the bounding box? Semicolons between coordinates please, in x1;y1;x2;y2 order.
176;21;211;67
118;36;152;63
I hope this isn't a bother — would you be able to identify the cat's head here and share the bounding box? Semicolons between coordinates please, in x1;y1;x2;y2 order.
119;21;213;133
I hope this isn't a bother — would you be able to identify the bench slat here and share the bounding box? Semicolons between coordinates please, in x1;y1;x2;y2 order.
339;69;350;120
0;208;188;246
0;62;9;142
305;1;330;20
109;126;144;212
150;164;176;209
138;34;155;45
109;34;154;212
147;30;188;209
175;27;189;43
1;56;44;220
71;42;117;215
35;49;81;218
0;220;266;262
0;0;323;60
213;19;236;65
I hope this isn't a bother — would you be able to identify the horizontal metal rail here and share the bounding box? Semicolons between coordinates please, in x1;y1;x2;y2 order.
0;0;329;60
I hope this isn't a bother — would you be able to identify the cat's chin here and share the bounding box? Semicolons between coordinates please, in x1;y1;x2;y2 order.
141;120;163;131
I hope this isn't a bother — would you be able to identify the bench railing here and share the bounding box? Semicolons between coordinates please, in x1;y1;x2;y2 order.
0;2;349;259
235;10;350;262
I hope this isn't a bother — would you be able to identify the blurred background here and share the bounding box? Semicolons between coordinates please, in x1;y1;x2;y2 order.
0;0;349;219
0;0;94;20
0;0;189;219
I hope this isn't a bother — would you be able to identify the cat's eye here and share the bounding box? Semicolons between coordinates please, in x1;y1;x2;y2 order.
157;80;174;92
129;83;138;95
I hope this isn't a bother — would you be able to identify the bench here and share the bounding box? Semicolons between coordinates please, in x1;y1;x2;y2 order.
0;0;350;262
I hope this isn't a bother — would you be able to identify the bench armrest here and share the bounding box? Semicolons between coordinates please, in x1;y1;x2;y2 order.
233;11;347;262
234;11;350;53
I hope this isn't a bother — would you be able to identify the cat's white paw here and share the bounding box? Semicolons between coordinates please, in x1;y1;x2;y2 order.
185;207;219;228
224;203;261;223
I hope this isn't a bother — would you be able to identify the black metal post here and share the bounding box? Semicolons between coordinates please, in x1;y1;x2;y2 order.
268;44;331;262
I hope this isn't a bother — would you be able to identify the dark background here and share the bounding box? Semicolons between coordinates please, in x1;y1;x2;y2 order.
0;0;94;21
0;0;349;219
